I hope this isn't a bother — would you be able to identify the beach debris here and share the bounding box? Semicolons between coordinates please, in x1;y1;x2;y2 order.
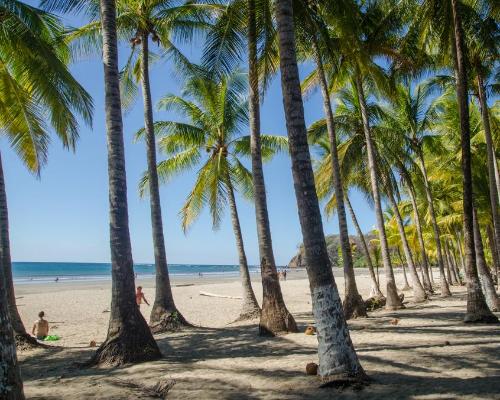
444;340;451;346
390;318;400;325
199;291;242;300
304;325;316;335
102;309;110;313
111;377;176;398
89;340;97;347
306;362;318;375
364;293;405;311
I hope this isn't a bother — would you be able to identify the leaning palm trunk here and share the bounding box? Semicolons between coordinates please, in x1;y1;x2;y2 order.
140;33;187;332
247;0;294;334
447;240;462;285
312;40;366;319
473;209;499;311
443;240;459;285
91;0;161;365
486;226;499;284
0;153;39;349
396;247;411;291
275;0;366;383
450;0;497;323
388;194;427;302
354;71;402;310
454;230;466;275
442;240;454;285
0;154;25;400
226;177;261;320
418;153;451;296
345;195;383;298
476;72;500;277
408;184;433;292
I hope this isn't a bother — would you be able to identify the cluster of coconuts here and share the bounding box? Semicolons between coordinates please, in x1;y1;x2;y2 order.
129;31;160;46
206;145;228;157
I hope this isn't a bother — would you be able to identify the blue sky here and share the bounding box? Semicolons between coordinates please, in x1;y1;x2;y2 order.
5;7;377;265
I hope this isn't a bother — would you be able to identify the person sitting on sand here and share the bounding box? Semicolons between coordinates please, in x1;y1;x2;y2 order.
136;286;150;307
32;311;49;340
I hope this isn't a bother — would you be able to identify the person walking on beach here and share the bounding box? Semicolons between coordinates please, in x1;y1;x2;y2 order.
136;286;150;307
32;311;49;340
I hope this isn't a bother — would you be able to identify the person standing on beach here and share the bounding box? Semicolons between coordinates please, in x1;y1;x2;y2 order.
32;311;49;340
136;286;150;307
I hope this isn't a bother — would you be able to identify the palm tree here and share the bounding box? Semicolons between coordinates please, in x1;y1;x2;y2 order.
426;83;497;322
202;0;297;334
67;0;217;333
0;0;96;394
299;3;366;319
1;0;94;353
142;71;289;321
274;0;366;384
412;0;497;322
310;86;383;299
95;0;162;364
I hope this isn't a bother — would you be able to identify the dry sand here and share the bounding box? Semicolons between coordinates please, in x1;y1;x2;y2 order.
15;269;500;399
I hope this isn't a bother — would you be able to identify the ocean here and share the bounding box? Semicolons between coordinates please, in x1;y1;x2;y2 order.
12;262;262;284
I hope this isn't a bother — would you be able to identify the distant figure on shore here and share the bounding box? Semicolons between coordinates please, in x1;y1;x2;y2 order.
55;277;59;283
136;286;150;307
198;272;203;278
283;270;287;281
32;311;49;340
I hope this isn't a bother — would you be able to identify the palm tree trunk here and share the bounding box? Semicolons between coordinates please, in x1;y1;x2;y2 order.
275;0;366;383
388;194;426;302
91;0;161;365
494;158;500;202
487;226;499;284
444;240;459;285
0;153;25;400
140;33;187;332
447;240;462;285
476;72;500;276
418;152;451;296
0;153;39;349
408;183;433;292
451;0;497;323
396;247;411;291
354;70;402;310
248;0;295;334
312;40;366;319
472;209;499;311
345;195;383;298
454;230;466;274
442;239;454;285
226;177;261;320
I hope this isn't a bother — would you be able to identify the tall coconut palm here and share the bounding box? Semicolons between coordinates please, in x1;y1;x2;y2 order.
310;87;383;299
1;0;94;354
0;0;95;394
412;0;497;322
141;71;289;321
99;0;163;364
274;0;366;384
66;0;219;332
202;0;297;334
42;0;163;365
426;85;497;322
297;1;366;319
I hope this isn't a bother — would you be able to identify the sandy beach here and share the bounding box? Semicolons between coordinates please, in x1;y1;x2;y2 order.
16;269;500;399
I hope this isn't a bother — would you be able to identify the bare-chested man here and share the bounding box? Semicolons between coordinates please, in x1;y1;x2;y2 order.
32;311;49;340
136;286;150;307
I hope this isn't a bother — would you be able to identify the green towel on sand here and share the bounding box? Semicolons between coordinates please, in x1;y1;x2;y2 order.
43;335;60;341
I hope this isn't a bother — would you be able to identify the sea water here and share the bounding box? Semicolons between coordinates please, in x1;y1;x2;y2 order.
12;262;261;284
